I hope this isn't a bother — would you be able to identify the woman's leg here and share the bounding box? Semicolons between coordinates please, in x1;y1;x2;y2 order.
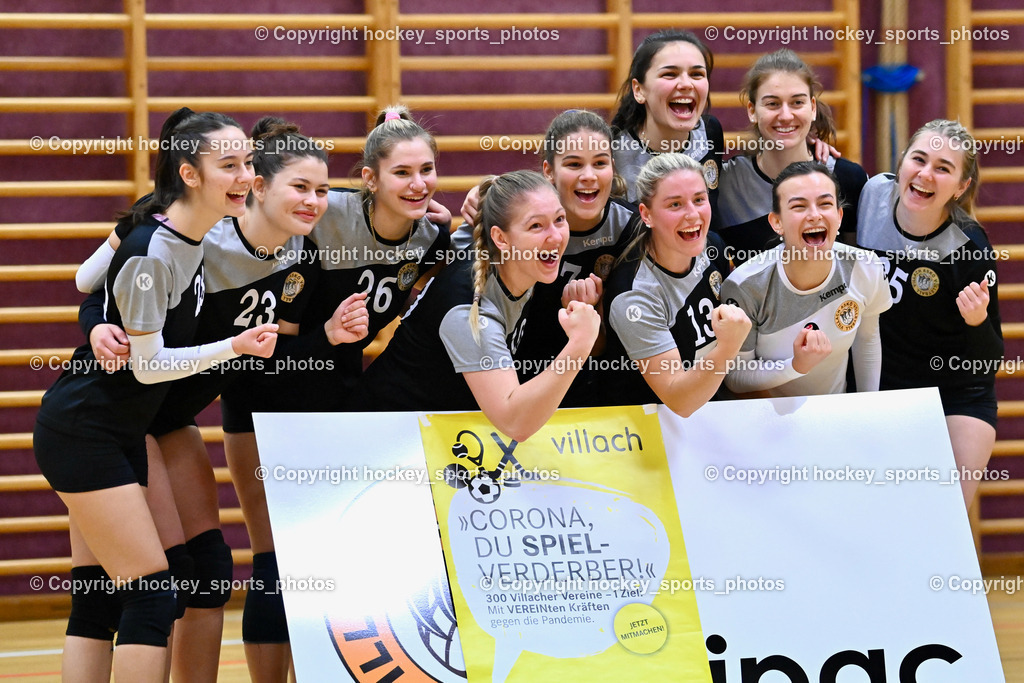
946;414;997;508
60;484;173;683
62;517;116;683
160;426;228;683
225;431;291;683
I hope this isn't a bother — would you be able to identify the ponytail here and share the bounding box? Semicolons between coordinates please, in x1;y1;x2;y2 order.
469;170;552;343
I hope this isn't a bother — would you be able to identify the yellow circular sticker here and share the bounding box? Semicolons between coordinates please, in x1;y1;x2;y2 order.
613;602;668;655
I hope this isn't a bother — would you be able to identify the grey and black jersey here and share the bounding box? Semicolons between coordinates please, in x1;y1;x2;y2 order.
37;215;205;441
716;155;867;266
357;258;530;411
856;173;1003;389
721;243;892;396
302;189;451;382
197;218;319;342
147;218;322;435
613;114;725;225
514;198;643;380
601;247;724;405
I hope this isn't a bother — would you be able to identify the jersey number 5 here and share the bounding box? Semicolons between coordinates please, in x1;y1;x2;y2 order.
881;259;909;304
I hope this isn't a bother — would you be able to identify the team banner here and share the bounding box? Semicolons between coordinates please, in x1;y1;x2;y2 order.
418;406;710;682
254;388;1004;683
661;390;1004;682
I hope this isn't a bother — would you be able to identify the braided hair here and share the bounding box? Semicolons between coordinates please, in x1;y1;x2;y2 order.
469;170;554;343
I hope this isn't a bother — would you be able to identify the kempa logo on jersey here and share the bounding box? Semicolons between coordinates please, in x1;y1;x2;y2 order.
818;281;847;303
581;235;614;248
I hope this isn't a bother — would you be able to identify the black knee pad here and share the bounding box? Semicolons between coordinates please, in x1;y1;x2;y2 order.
66;565;120;641
164;544;194;619
185;529;233;609
116;569;176;647
242;551;289;643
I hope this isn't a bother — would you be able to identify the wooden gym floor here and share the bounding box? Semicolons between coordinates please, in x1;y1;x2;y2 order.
0;590;1022;681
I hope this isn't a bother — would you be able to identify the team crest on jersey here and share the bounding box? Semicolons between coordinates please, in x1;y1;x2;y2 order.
702;160;719;190
280;272;305;303
834;300;859;331
593;254;615;281
911;267;940;297
708;270;722;299
397;262;419;291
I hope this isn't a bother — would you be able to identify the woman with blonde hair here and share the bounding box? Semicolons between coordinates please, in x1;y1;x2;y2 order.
857;119;1003;507
359;169;600;442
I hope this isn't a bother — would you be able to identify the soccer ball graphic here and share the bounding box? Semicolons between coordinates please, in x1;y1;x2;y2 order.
467;472;501;504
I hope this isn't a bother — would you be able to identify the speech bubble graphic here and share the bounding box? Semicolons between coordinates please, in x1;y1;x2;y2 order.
447;479;670;682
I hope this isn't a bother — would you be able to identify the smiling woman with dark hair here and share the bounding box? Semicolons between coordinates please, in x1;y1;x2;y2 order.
610;29;725;212
33;108;278;683
721;161;891;398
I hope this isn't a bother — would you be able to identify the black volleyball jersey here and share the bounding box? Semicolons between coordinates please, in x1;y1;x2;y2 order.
37;215;205;440
357;258;531;411
302;188;451;376
147;218;322;431
715;155;867;266
513;198;643;374
856;173;1003;390
613;114;725;226
601;246;724;406
194;218;320;342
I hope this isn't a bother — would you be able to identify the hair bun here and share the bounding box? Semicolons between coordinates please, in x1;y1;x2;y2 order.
251;116;300;141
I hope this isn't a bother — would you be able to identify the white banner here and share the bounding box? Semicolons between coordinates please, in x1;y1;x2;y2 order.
254;388;1004;682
